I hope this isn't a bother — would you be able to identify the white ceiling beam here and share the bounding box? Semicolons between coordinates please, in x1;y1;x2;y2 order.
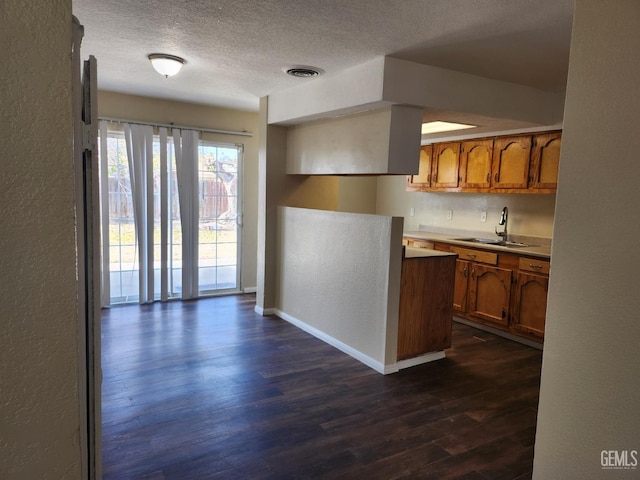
267;56;565;128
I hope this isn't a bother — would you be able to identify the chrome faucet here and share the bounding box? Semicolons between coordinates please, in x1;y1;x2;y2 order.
495;206;508;244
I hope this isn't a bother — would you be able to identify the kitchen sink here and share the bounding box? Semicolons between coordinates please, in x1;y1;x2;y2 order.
501;241;531;248
454;238;531;248
455;237;502;245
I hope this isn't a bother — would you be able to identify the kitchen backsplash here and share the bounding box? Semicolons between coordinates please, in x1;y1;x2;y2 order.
376;176;556;239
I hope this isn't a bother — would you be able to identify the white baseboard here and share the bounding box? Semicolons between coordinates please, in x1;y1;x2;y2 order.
267;310;448;375
243;286;257;294
274;309;388;374
254;305;276;316
393;351;446;371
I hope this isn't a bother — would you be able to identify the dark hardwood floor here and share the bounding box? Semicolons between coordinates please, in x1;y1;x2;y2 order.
102;294;542;479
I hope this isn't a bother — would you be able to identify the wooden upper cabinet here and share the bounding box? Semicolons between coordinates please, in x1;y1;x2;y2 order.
459;139;493;189
491;135;533;189
432;142;461;188
405;131;560;193
529;132;561;190
406;145;433;191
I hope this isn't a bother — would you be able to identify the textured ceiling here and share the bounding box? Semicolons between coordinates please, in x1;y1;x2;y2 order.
73;0;573;112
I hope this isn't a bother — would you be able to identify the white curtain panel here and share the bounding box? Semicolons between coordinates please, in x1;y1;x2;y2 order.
98;121;111;307
158;127;169;301
173;128;200;299
124;123;155;303
98;122;204;304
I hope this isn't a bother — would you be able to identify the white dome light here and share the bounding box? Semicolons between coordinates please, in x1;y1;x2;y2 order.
148;54;185;78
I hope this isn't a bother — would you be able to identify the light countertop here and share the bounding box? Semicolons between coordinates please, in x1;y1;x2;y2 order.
403;246;458;259
403;230;551;259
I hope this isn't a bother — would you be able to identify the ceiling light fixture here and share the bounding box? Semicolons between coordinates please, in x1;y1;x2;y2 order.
421;121;477;135
283;65;324;78
148;54;186;78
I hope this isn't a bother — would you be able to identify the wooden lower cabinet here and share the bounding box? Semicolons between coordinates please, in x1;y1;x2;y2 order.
428;239;548;343
397;252;456;360
449;245;513;329
453;259;469;313
511;258;551;340
468;264;512;327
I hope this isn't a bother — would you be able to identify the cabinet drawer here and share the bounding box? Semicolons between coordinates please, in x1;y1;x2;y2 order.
519;257;550;275
413;239;435;249
451;246;498;265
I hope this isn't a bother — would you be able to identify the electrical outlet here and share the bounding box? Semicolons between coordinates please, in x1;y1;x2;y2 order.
480;211;487;222
410;207;415;217
447;210;453;220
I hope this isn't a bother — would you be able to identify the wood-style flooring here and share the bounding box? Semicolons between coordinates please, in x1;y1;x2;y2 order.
102;294;542;479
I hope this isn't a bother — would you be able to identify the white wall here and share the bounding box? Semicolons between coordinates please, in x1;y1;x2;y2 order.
275;207;403;371
98;91;260;291
285;106;422;175
268;56;564;129
376;175;556;239
533;2;640;478
1;0;83;478
256;98;340;311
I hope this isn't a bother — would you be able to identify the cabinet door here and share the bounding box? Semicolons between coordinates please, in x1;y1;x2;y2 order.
407;145;433;191
512;272;548;338
468;264;512;326
397;256;456;359
453;259;469;313
432;142;461;188
491;135;532;189
529;132;561;190
460;139;493;189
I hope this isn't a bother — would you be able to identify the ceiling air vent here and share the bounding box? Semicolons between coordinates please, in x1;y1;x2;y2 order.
283;65;324;78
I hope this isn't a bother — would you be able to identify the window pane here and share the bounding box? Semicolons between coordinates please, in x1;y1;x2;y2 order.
197;143;239;294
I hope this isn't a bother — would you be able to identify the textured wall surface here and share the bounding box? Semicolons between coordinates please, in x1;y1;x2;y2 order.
285;106;422;175
256;98;340;311
0;0;82;478
376;175;557;239
533;2;640;478
276;207;403;367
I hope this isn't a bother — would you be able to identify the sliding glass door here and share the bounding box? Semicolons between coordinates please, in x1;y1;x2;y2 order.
103;130;140;303
100;123;242;305
197;142;241;295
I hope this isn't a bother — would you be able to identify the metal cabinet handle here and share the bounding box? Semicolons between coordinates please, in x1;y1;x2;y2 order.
467;254;477;259
494;172;499;182
463;265;468;278
529;264;543;270
471;268;476;280
486;173;490;183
